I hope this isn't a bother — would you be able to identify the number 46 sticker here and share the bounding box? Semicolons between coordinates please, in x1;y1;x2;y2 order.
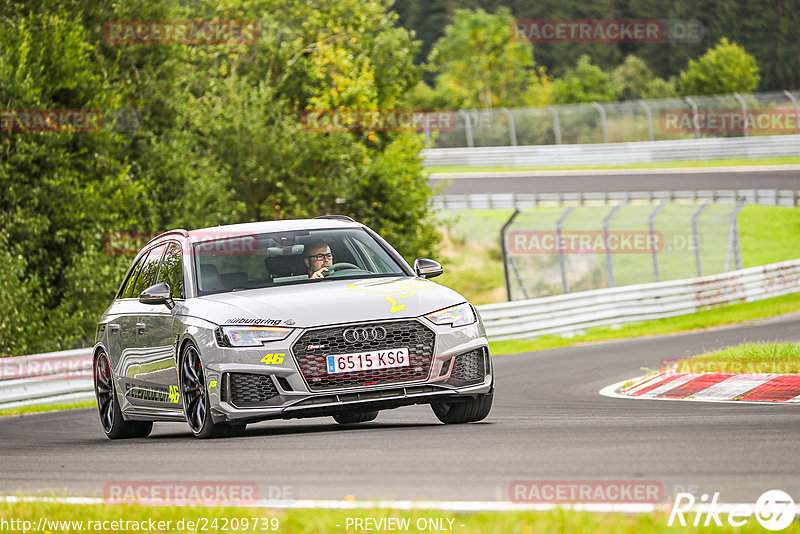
261;353;285;365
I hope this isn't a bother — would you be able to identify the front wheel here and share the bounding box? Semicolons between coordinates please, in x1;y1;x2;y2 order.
93;350;153;439
431;393;493;424
180;343;229;439
333;411;379;424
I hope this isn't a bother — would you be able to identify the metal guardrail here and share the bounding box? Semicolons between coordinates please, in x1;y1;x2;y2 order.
478;259;800;340
433;189;800;210
422;134;800;167
2;258;800;407
0;348;93;410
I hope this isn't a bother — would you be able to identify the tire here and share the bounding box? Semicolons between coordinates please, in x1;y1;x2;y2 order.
93;351;153;439
333;410;379;424
180;343;229;439
431;393;493;424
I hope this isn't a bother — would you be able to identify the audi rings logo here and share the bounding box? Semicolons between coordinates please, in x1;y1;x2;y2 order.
343;327;387;343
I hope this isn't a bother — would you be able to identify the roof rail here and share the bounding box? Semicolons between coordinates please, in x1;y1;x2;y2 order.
314;215;357;223
146;229;190;245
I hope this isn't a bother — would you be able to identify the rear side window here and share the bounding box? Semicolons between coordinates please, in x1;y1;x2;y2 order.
158;242;185;299
121;251;149;299
131;244;167;298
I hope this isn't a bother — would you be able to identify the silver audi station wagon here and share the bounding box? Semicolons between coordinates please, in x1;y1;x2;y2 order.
93;216;493;438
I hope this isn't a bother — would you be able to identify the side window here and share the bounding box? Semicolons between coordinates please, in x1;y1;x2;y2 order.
121;251;149;299
158;242;185;299
131;244;166;298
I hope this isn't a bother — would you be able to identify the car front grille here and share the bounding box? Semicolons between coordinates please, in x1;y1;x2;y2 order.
450;348;487;385
227;373;279;407
291;320;436;391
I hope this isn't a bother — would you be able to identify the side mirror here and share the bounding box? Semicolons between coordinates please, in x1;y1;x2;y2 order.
140;282;175;309
414;258;443;279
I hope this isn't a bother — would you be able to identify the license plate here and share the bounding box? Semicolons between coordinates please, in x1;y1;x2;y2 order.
326;348;410;374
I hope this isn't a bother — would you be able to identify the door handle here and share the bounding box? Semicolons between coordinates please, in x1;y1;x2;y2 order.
136;322;146;334
109;323;121;334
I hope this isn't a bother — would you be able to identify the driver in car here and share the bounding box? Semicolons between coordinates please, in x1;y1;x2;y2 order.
304;241;333;279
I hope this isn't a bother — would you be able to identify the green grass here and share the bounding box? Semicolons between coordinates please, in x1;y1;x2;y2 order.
435;204;800;306
0;399;96;418
2;500;794;533
488;292;800;355
426;155;800;173
739;205;800;267
674;342;800;374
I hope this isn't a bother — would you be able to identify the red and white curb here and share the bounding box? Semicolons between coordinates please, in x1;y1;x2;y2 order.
600;371;800;404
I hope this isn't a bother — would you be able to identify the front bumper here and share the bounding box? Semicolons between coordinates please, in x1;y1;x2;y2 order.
199;318;493;424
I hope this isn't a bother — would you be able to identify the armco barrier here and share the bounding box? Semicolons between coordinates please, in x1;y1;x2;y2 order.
432;189;800;210
478;259;800;340
422;135;800;167
0;348;93;410
2;259;799;408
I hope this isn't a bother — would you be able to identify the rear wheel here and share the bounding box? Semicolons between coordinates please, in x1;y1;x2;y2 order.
333;410;379;424
180;343;229;439
431;393;493;424
93;351;153;439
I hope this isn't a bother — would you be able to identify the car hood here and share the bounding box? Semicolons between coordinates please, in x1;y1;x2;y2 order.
185;276;466;328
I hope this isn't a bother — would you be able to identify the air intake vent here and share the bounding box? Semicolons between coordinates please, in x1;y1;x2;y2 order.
227;373;279;407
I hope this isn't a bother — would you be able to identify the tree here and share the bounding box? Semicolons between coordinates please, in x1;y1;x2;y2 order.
552;54;618;104
678;37;760;96
611;55;676;100
425;7;550;109
0;0;440;354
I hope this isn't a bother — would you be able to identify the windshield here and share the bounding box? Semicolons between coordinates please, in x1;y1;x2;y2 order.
193;228;407;295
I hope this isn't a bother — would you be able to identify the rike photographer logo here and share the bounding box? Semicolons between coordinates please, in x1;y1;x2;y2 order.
669;490;796;530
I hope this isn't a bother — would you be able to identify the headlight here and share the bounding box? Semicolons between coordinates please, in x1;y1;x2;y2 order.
217;326;292;347
425;303;476;327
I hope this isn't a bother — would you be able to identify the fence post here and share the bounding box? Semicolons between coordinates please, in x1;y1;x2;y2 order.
733;93;748;137
603;205;622;287
684;97;701;138
649;203;666;282
501;209;521;301
556;207;576;294
784;90;799;134
691;203;708;277
546;105;562;144
592;102;609;143
458;110;474;148
638;99;655;141
500;107;517;146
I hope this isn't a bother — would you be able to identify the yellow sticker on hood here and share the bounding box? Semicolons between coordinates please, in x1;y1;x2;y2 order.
346;279;433;313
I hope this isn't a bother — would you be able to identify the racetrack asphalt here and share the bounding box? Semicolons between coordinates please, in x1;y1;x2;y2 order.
429;166;800;195
1;314;798;504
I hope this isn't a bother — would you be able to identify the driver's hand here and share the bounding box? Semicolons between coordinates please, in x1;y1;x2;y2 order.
310;267;328;279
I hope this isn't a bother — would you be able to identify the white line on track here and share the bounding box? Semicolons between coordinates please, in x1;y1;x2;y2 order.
0;495;778;515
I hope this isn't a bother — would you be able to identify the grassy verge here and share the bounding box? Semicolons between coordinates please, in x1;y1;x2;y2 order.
0;399;96;418
2;500;792;534
426;155;800;173
436;205;800;305
674;342;800;374
488;292;800;356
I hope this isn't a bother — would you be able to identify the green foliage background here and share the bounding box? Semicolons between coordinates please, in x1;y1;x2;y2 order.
0;0;439;356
